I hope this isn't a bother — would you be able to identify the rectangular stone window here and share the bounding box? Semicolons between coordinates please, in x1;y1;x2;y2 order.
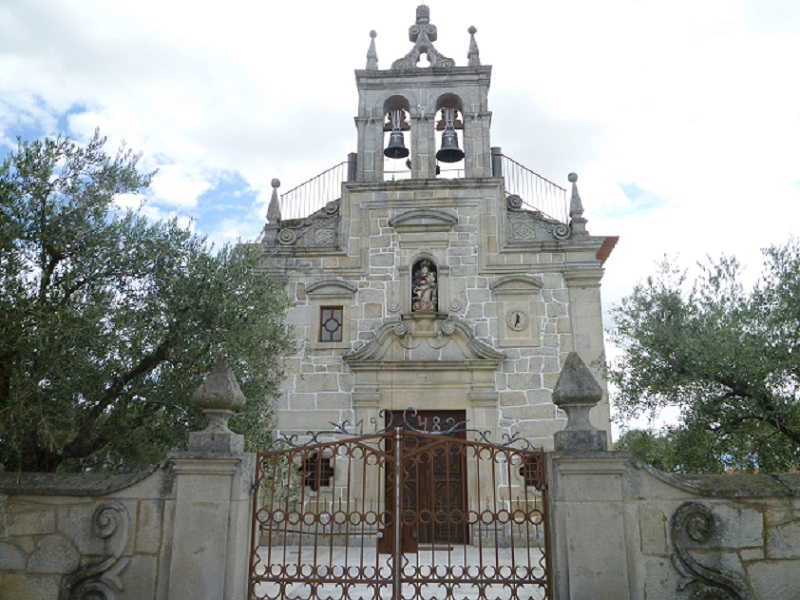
319;306;343;342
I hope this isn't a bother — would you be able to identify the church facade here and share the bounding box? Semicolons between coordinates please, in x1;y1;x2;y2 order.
260;5;616;450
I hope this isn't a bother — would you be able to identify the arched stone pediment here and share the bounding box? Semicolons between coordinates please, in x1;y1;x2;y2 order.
306;279;358;297
489;274;543;294
388;208;457;233
344;314;504;369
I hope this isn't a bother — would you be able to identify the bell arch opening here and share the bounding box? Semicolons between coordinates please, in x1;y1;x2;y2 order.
434;94;465;179
383;95;412;181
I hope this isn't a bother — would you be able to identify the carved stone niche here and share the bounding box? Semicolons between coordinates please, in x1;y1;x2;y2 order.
399;252;450;315
489;275;544;348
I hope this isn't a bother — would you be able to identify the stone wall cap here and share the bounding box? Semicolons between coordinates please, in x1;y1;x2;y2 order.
554;451;800;497
670;471;800;498
0;462;163;496
631;455;800;498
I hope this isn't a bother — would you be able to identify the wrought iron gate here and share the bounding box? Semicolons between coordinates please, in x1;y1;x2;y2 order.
249;410;550;599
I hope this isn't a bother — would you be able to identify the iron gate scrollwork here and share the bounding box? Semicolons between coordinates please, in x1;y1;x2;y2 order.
249;409;551;599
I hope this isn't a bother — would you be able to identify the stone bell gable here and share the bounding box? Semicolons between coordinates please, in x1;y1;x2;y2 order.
259;5;617;449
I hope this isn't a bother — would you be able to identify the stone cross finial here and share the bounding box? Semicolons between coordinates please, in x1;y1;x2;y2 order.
568;173;588;238
266;178;281;225
366;30;378;70
467;26;480;67
552;352;608;452
392;5;455;69
188;355;246;453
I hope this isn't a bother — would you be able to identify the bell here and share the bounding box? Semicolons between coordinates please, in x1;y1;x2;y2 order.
436;128;464;163
384;130;409;159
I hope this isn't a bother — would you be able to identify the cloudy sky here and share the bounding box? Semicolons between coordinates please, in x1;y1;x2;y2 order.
3;0;800;334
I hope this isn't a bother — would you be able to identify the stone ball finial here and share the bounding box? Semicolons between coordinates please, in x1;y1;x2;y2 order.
568;172;578;183
271;178;280;188
370;30;377;38
468;26;477;35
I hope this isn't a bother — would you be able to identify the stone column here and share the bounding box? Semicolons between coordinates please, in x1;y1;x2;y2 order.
548;353;632;599
463;111;492;178
166;358;253;600
354;116;382;182
411;110;436;179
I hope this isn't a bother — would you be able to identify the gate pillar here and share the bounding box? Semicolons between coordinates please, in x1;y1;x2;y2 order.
549;352;631;599
549;454;632;600
168;456;252;600
166;358;253;600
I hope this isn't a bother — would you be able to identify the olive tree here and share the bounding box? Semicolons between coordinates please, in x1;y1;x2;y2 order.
609;242;800;473
0;132;293;472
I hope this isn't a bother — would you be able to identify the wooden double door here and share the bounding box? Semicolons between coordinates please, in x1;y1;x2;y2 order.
384;409;468;548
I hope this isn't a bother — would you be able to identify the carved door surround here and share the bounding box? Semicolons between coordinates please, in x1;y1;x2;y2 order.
343;313;504;441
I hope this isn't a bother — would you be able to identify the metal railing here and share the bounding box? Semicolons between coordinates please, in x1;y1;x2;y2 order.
497;154;569;223
279;161;348;221
277;153;569;224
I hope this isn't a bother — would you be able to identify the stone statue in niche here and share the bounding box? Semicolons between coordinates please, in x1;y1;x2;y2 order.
412;259;438;312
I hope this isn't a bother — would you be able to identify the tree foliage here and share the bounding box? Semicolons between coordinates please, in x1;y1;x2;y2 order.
609;242;800;473
0;132;293;472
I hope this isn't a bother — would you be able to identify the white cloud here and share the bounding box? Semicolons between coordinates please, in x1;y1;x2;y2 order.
3;0;800;419
112;193;146;212
148;164;213;210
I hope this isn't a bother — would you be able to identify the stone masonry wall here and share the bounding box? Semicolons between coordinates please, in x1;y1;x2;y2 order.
273;178;610;448
0;465;174;599
549;452;800;600
630;465;800;599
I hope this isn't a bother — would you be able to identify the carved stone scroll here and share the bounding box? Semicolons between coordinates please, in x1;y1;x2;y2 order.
62;501;131;600
670;502;753;600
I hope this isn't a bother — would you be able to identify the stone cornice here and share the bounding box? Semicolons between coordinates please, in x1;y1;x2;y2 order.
563;269;604;288
344;177;502;195
355;65;492;84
